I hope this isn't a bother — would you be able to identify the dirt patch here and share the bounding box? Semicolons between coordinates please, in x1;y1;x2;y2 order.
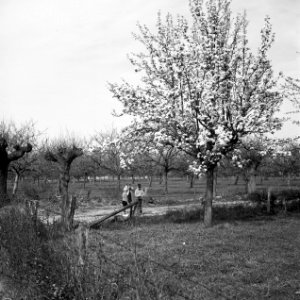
39;200;253;224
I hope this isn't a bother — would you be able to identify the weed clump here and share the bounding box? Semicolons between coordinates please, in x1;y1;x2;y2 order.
0;205;78;299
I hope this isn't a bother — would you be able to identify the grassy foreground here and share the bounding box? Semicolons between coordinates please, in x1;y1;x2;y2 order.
87;214;300;300
1;206;300;299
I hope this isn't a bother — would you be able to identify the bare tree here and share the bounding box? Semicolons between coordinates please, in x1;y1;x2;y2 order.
92;129;124;190
44;137;83;229
10;152;37;196
71;155;96;189
0;121;35;206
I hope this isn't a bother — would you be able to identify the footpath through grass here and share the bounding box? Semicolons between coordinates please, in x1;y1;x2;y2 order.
91;214;300;299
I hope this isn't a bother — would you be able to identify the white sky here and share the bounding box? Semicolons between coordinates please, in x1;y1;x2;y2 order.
0;0;299;138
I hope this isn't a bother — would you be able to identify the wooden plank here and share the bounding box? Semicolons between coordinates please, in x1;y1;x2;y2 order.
89;200;139;229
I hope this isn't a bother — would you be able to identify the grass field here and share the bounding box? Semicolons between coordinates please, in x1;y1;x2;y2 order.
80;213;300;299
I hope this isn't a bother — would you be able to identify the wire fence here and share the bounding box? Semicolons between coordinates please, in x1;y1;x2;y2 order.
76;223;235;300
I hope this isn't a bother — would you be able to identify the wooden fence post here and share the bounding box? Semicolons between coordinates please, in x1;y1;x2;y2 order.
25;199;39;230
77;224;89;267
68;195;77;229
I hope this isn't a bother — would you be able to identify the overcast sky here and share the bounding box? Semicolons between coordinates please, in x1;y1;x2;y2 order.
0;0;299;138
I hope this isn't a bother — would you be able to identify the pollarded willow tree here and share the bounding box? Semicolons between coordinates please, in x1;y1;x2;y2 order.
0;121;35;206
109;0;283;226
44;138;83;229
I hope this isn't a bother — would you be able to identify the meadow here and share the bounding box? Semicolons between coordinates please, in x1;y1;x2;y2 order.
1;175;300;299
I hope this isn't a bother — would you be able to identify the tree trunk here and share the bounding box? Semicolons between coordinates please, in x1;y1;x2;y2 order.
68;195;77;229
247;167;256;195
164;170;168;193
59;169;78;230
83;172;88;190
213;168;217;198
117;174;121;191
234;175;239;185
204;166;215;227
189;174;194;188
60;170;70;228
147;175;153;187
131;174;135;184
267;187;275;215
57;179;62;195
12;172;20;196
0;163;9;206
159;173;163;185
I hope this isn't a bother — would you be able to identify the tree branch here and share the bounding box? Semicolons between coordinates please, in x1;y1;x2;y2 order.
8;143;32;162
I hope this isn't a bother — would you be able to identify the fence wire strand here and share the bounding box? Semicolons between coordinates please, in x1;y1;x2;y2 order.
90;229;234;300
